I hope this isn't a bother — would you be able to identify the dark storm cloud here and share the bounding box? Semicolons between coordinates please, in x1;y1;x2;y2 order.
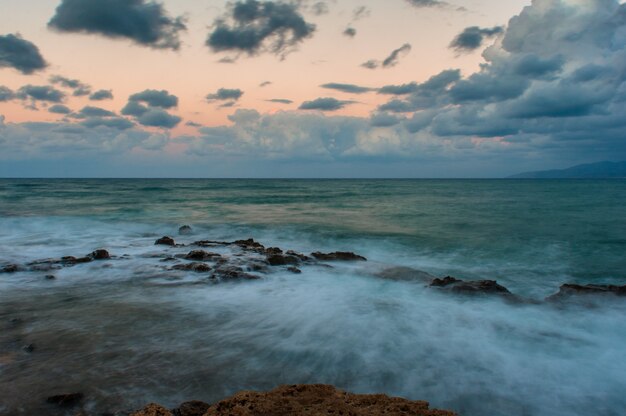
206;88;244;102
267;98;293;104
362;43;412;69
17;85;65;103
450;26;504;52
0;86;15;101
299;97;354;111
136;108;181;128
89;89;114;101
48;0;187;50
0;34;47;74
48;104;72;114
378;69;461;112
320;83;373;94
206;0;316;58
129;89;178;108
343;27;357;38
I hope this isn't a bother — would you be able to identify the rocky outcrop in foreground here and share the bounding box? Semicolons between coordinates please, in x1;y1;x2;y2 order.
130;384;456;416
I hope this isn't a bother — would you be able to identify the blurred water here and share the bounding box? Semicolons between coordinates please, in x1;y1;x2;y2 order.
0;179;625;415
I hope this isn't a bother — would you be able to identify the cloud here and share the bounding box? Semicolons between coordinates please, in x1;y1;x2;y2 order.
370;112;403;127
128;89;178;108
50;75;92;96
0;86;15;102
0;34;47;74
321;83;373;94
267;98;293;104
299;97;354;111
48;0;186;50
352;6;370;21
80;116;135;130
76;105;116;118
450;26;504;52
48;104;72;114
206;88;244;102
362;43;412;69
17;85;65;103
259;81;272;87
311;2;329;16
89;89;114;101
343;27;356;37
405;0;446;7
378;69;460;112
378;82;419;95
135;108;181;128
206;0;315;58
186;121;202;127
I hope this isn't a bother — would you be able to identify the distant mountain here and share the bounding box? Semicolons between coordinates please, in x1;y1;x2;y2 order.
509;161;626;178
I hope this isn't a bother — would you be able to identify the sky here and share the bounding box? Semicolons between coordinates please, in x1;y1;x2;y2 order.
0;0;625;177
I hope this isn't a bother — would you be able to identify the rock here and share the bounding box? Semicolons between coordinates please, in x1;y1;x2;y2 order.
265;247;283;255
46;393;84;407
90;249;111;260
234;238;265;251
1;264;21;273
286;250;311;261
172;263;212;273
172;401;211;416
547;283;626;301
131;403;172;416
266;254;300;266
203;384;456;416
430;277;512;296
179;225;193;235
45;275;56;280
311;251;367;261
213;266;259;281
185;250;221;261
23;343;35;353
287;267;302;274
155;236;176;246
375;267;437;282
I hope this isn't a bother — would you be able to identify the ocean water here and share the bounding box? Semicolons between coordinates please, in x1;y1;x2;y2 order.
0;179;625;416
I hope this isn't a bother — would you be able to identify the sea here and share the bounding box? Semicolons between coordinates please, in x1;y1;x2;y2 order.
0;179;625;416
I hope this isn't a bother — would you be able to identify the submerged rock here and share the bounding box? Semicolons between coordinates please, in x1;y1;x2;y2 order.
185;250;221;261
202;384;455;416
1;264;21;273
46;393;84;407
213;266;259;281
288;266;302;274
311;251;367;261
266;254;300;266
90;249;111;260
172;263;212;273
375;266;437;282
155;236;176;246
547;283;626;301
173;400;211;416
179;225;193;235
430;276;512;296
60;256;92;265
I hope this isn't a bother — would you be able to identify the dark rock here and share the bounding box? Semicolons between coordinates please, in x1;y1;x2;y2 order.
214;266;259;281
172;263;212;273
131;404;172;416
179;225;193;235
193;240;230;247
46;393;84;407
155;236;175;246
429;277;511;296
286;250;311;261
430;276;463;287
311;251;367;261
547;283;626;301
1;264;21;273
287;267;302;274
90;249;110;260
375;267;437;282
173;400;211;416
265;247;283;255
185;250;221;261
23;343;35;353
45;275;56;280
266;254;300;266
60;256;92;265
234;239;265;251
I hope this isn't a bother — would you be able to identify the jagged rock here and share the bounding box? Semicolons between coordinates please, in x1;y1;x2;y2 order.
430;276;511;296
45;275;56;280
1;264;21;273
265;247;283;255
311;252;367;261
131;403;172;416
547;283;626;301
234;239;265;251
90;249;111;260
172;263;212;273
179;225;193;235
193;240;230;248
203;384;456;416
172;400;211;416
155;236;175;246
185;250;221;261
23;343;35;353
46;393;84;407
287;267;302;274
213;266;259;280
266;254;300;266
60;256;92;265
375;267;437;282
286;250;311;261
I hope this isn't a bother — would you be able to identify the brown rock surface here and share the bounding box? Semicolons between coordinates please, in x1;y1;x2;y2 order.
203;384;455;416
131;403;173;416
311;252;367;261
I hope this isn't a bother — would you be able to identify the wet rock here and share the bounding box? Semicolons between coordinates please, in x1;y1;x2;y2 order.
213;266;259;281
430;277;512;296
90;249;110;260
185;250;221;261
193;240;230;248
266;254;300;266
286;250;311;261
60;256;92;265
234;238;265;251
287;267;302;274
203;384;456;416
45;275;56;280
46;393;84;407
265;247;283;255
172;263;212;273
178;225;193;235
1;264;21;273
311;251;367;261
23;343;35;353
172;400;211;416
375;266;437;282
30;263;61;272
155;236;175;246
131;403;172;416
547;283;626;301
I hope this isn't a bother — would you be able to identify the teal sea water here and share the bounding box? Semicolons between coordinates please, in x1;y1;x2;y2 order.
0;179;625;415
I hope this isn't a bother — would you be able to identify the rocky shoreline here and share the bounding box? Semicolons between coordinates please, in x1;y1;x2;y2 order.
1;227;624;303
